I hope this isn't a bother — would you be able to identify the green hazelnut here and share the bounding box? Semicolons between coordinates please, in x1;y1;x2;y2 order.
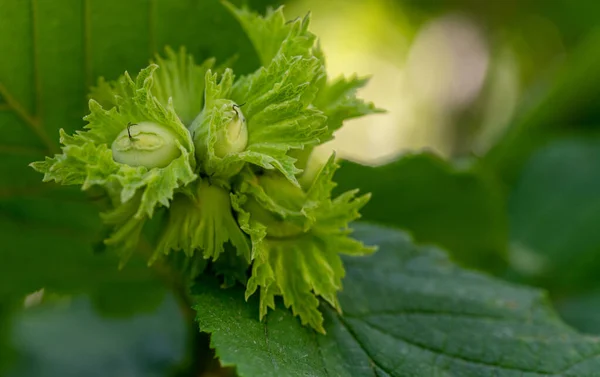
111;121;181;168
213;104;248;158
243;174;307;238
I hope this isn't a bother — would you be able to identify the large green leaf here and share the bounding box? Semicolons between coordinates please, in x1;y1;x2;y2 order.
193;223;600;377
334;154;508;271
508;137;600;295
0;0;275;302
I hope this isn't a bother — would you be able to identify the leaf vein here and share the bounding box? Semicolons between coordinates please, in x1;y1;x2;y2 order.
0;83;55;153
346;309;533;323
334;312;398;377
312;330;330;377
263;318;279;372
343;314;595;376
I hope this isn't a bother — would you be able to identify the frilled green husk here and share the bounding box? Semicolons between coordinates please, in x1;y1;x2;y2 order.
231;155;375;333
30;1;380;333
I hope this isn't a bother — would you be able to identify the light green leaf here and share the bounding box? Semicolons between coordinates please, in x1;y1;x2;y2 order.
232;54;324;120
152;47;215;126
223;2;316;65
92;47;217;127
193;223;600;377
314;75;382;138
335;153;508;272
231;54;328;184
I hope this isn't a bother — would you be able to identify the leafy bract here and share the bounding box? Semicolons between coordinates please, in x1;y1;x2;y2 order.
193;223;600;377
224;1;378;160
231;156;373;333
314;74;382;138
191;51;328;184
152;181;251;268
30;65;198;261
223;2;317;64
92;47;217;127
152;47;216;126
31;65;196;219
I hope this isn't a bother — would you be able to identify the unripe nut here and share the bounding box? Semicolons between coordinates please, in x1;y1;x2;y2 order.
213;105;248;158
111;121;181;168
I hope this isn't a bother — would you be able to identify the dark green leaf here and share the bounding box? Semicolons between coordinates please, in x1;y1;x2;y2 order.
335;154;508;271
193;223;600;377
508;137;600;294
556;289;600;335
0;186;167;316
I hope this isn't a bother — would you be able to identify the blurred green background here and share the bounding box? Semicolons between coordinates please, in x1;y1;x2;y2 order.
2;0;600;375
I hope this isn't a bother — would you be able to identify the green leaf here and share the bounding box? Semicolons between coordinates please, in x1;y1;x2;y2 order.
152;47;216;126
508;137;600;294
189;51;329;184
556;289;600;335
232;54;328;185
91;47;217;127
0;187;166;316
314;75;382;138
0;303;15;372
223;2;317;65
335;153;508;272
193;223;600;377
